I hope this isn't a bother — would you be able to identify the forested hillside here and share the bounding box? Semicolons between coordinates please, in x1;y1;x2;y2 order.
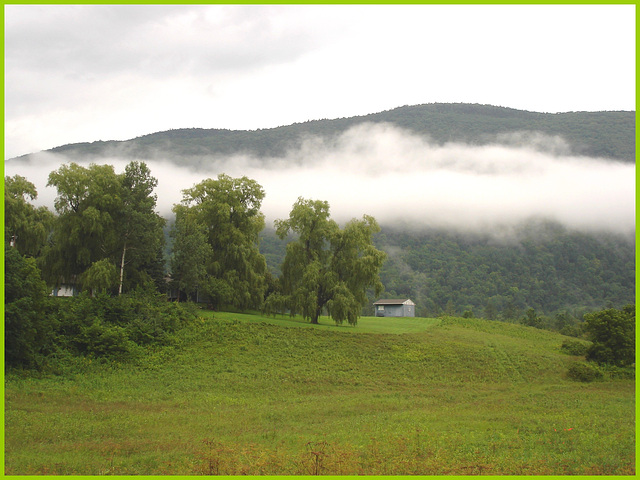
376;222;635;319
14;103;635;163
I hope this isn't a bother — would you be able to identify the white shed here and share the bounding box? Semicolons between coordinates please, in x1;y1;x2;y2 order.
373;299;416;317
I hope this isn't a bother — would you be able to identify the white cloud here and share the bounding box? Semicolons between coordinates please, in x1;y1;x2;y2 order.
6;124;634;236
248;125;634;234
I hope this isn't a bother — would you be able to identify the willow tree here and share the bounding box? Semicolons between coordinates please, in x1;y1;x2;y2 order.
174;174;267;309
170;206;212;301
45;162;165;294
4;175;55;258
274;197;386;325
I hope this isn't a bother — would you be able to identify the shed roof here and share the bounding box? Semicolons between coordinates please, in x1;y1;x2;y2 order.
373;299;415;306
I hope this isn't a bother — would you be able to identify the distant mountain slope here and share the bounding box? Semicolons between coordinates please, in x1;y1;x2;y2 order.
15;103;635;163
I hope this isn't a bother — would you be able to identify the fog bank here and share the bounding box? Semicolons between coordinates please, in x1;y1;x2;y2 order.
4;123;635;236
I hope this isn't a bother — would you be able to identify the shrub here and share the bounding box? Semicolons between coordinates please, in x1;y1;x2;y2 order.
46;292;200;367
74;320;134;360
559;323;583;338
4;247;57;369
599;364;635;380
584;306;635;367
567;362;603;382
124;296;198;345
560;340;589;356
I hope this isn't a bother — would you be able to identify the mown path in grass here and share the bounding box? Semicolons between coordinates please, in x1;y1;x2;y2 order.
5;313;635;475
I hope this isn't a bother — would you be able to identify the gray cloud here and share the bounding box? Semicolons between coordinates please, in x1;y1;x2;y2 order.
4;5;634;160
5;5;320;78
4;5;345;158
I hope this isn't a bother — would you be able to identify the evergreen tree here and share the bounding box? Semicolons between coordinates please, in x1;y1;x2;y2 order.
116;162;166;294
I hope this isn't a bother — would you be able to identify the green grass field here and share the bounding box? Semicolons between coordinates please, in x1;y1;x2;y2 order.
215;310;442;333
4;311;635;475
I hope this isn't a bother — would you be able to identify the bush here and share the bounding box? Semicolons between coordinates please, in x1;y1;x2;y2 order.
567;362;603;382
74;320;134;360
584;306;635;367
559;323;583;338
560;340;589;356
124;296;199;345
46;292;200;366
599;364;635;380
4;247;57;369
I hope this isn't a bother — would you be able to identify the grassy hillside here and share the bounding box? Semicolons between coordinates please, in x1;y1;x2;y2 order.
15;103;635;162
4;311;634;475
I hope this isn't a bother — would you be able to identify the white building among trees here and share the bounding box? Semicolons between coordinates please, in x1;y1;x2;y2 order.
373;299;416;317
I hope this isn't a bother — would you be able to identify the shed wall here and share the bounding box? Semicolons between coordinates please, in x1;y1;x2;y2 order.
376;303;415;317
51;285;76;297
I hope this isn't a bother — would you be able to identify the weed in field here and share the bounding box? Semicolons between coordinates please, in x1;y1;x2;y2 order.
567;361;604;382
5;312;635;475
188;428;635;476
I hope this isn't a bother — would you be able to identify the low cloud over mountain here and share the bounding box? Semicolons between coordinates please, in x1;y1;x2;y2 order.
6;122;634;237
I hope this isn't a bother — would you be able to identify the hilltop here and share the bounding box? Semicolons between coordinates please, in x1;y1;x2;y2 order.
13;103;635;163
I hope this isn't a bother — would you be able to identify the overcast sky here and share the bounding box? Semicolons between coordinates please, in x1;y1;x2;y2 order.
4;4;636;160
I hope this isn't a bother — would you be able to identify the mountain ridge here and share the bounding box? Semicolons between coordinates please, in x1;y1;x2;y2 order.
12;103;635;163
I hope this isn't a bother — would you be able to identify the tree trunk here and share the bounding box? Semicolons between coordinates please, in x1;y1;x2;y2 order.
118;242;127;296
311;286;324;324
311;302;322;324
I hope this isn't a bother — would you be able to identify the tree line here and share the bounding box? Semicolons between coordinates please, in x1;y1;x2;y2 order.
5;161;634;373
5;162;386;369
374;224;634;331
258;222;635;336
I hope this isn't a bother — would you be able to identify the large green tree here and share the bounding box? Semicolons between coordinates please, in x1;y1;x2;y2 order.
584;305;635;367
45;163;120;287
4;175;55;258
5;246;55;368
174;174;267;309
274;198;386;325
116;162;166;294
44;162;165;294
170;206;212;301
